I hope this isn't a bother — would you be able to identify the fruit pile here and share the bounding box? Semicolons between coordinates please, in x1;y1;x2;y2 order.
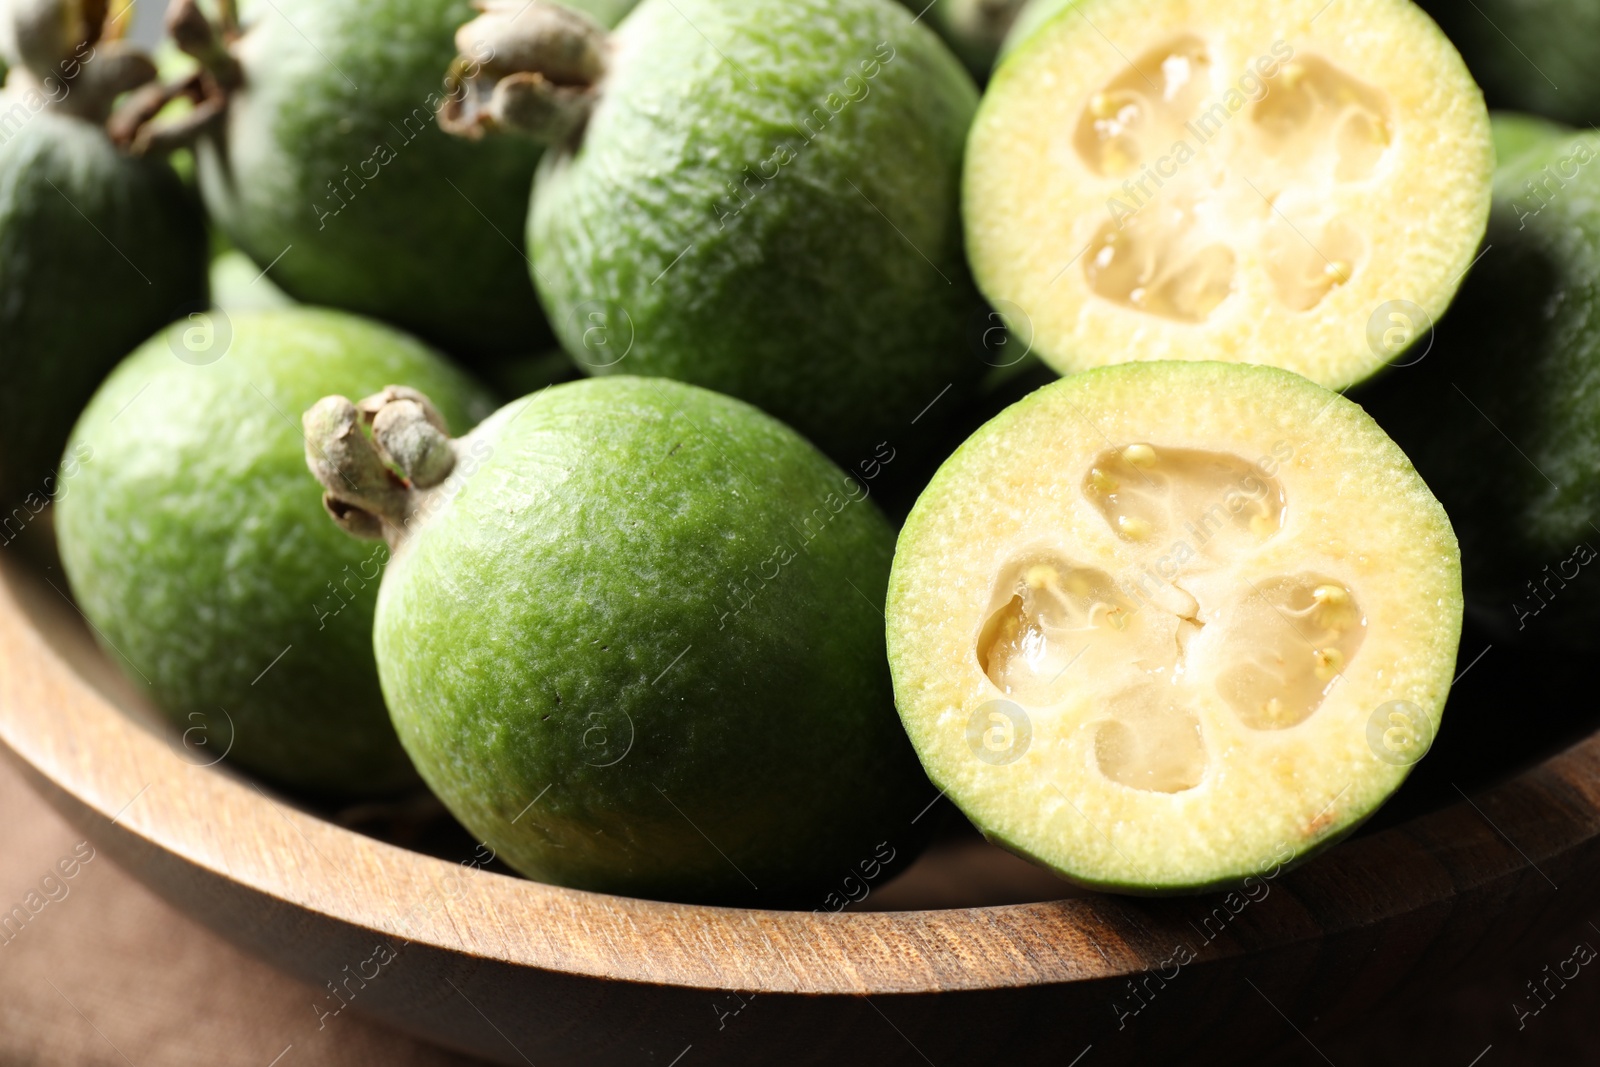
2;0;1587;903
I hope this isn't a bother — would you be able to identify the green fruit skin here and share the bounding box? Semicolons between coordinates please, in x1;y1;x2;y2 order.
1491;110;1565;171
0;106;206;508
197;0;635;363
1419;0;1600;126
1358;116;1600;641
532;0;982;467
210;247;294;313
376;376;930;904
56;308;496;796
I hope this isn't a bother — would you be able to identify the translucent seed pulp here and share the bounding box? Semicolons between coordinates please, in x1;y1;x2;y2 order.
977;558;1137;707
1072;35;1213;179
1093;686;1208;793
1072;36;1395;321
1082;443;1285;560
976;444;1365;794
1213;575;1367;730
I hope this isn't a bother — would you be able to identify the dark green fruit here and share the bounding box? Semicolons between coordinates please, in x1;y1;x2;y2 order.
181;0;635;362
1419;0;1600;125
56;308;495;795
0;6;206;508
443;0;982;464
303;376;930;903
1360;115;1600;641
897;0;1027;78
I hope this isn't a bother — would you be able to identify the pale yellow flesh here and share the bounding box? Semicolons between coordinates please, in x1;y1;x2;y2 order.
964;0;1493;389
886;362;1462;890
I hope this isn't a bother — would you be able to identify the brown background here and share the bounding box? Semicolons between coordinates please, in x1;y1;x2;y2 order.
1;749;1592;1067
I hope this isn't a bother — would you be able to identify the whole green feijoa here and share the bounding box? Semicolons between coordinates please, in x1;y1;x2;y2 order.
180;0;636;362
897;0;1028;78
442;0;982;465
0;9;206;507
1418;0;1600;126
56;308;496;795
1359;116;1600;642
302;376;930;904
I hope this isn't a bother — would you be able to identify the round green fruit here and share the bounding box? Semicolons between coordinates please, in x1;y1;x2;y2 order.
209;247;293;313
964;0;1492;390
897;0;1028;78
444;0;981;464
0;11;206;507
1418;0;1600;126
1359;116;1600;641
184;0;634;362
887;361;1462;892
303;376;929;904
56;307;495;795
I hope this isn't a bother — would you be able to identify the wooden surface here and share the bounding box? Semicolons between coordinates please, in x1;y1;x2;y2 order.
3;538;1600;1066
0;736;483;1066
9;718;1600;1067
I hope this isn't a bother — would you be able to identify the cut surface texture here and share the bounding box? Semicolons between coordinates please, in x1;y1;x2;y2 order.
886;361;1462;891
964;0;1492;389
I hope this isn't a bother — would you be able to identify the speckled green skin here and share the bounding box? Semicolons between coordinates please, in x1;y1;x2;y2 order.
56;308;495;795
532;0;981;466
375;377;928;904
1359;117;1600;641
0;105;205;507
197;0;635;362
1419;0;1600;125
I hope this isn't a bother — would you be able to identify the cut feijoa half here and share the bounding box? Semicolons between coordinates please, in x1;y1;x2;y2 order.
886;362;1462;892
963;0;1493;389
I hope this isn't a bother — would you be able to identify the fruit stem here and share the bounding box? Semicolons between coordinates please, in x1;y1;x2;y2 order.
104;0;239;155
165;0;241;89
1;0;160;126
437;0;609;144
302;387;463;549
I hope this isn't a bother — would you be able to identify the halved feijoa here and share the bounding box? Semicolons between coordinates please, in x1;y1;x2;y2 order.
886;361;1461;892
964;0;1492;389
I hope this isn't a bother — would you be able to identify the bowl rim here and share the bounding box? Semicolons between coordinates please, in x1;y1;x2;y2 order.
0;552;1582;996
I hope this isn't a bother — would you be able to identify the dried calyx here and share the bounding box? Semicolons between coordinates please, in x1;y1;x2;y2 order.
302;387;462;548
438;0;609;144
1;0;159;126
104;0;241;155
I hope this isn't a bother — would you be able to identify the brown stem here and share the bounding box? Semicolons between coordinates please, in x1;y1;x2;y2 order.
166;0;241;89
437;0;608;144
3;0;160;126
303;387;463;549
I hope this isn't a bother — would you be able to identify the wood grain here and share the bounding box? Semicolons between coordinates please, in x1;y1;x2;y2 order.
1;546;1596;1066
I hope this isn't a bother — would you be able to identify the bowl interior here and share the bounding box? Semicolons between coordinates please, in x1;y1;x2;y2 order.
6;514;1589;917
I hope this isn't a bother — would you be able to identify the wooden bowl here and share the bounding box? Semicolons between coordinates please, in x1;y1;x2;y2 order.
1;538;1595;1067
